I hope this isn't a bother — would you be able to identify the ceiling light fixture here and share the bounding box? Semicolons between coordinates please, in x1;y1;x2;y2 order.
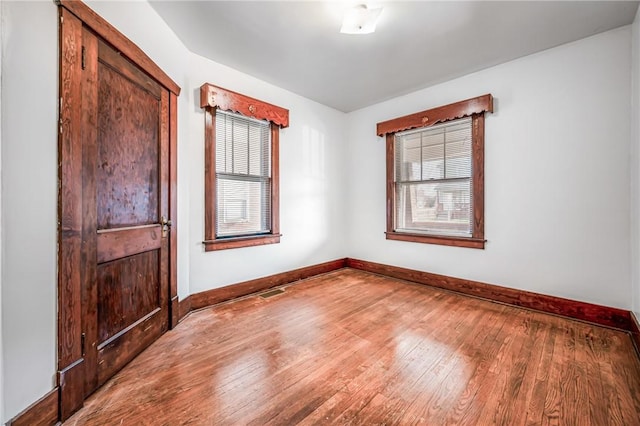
340;4;383;35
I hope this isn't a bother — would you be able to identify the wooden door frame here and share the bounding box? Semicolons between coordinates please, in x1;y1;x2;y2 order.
57;0;180;420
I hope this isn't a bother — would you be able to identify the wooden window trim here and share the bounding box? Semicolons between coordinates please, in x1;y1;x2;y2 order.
378;94;493;249
201;84;288;251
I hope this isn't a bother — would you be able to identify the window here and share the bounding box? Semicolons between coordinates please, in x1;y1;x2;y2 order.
200;83;289;251
376;94;493;249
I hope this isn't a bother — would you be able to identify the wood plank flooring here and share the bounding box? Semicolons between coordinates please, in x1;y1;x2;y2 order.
65;269;640;425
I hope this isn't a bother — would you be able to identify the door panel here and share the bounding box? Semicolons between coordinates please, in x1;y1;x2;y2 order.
82;31;170;396
97;57;160;229
97;250;160;343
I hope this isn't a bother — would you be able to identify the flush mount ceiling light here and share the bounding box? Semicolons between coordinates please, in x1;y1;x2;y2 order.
340;4;383;35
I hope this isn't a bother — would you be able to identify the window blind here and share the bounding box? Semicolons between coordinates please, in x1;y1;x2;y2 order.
394;117;472;237
215;109;271;237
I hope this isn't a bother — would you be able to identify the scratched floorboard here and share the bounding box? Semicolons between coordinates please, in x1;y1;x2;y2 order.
65;269;640;425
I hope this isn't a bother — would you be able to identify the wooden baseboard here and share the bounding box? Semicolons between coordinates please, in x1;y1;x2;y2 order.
178;296;192;322
7;387;59;426
189;259;347;310
631;312;640;358
346;258;633;331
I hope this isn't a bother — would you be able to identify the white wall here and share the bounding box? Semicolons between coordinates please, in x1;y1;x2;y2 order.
186;53;348;293
1;1;58;421
0;0;347;420
632;8;640;318
0;1;4;421
346;26;632;310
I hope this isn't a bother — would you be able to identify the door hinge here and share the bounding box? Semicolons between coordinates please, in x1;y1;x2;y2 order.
81;332;86;357
81;46;86;70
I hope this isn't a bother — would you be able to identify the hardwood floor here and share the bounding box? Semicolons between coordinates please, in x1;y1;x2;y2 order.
65;269;640;425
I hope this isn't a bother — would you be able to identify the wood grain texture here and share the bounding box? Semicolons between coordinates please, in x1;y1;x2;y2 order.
203;108;216;242
347;258;633;330
80;27;99;399
270;123;280;236
97;250;160;342
472;113;485;242
178;296;192;322
200;83;289;128
169;92;179;329
65;269;640;425
58;0;180;95
376;93;493;136
189;259;347;310
97;308;166;385
58;7;85;418
58;359;84;421
631;312;640;359
386;232;486;249
7;387;59;426
203;235;281;251
96;225;162;263
96;62;160;229
58;1;179;420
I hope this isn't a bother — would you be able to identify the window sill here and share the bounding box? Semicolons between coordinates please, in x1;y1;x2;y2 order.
203;234;281;251
385;232;485;249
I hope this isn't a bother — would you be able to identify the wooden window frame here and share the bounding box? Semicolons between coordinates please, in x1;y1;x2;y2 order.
376;94;493;249
200;83;289;251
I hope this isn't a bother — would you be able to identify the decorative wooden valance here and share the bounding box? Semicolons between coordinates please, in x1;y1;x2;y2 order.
200;83;289;128
376;94;493;136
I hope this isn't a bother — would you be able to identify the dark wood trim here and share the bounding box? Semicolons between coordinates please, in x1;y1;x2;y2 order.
79;24;99;399
58;358;85;420
472;113;485;241
346;258;633;331
376;94;493;136
203;107;216;242
200;83;289;128
169;92;179;328
631;312;640;359
57;0;180;95
385;232;485;249
57;7;84;419
7;388;59;426
382;98;489;249
96;226;162;264
201;92;285;251
203;234;282;251
270;123;280;236
190;259;347;310
385;134;395;234
178;296;192;322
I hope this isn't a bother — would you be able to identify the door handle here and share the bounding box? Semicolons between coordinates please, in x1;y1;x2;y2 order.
161;216;172;237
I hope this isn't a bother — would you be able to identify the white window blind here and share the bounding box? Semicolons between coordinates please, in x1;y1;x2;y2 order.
394;117;472;237
215;109;271;238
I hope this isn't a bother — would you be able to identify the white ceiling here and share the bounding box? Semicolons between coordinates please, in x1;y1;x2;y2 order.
149;1;639;112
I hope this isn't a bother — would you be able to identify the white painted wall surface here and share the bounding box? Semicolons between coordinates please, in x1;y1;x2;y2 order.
0;1;4;421
632;9;640;318
346;27;632;309
1;1;58;420
187;53;348;294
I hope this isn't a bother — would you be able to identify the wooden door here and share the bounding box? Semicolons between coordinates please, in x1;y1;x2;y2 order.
81;29;170;394
58;2;180;419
